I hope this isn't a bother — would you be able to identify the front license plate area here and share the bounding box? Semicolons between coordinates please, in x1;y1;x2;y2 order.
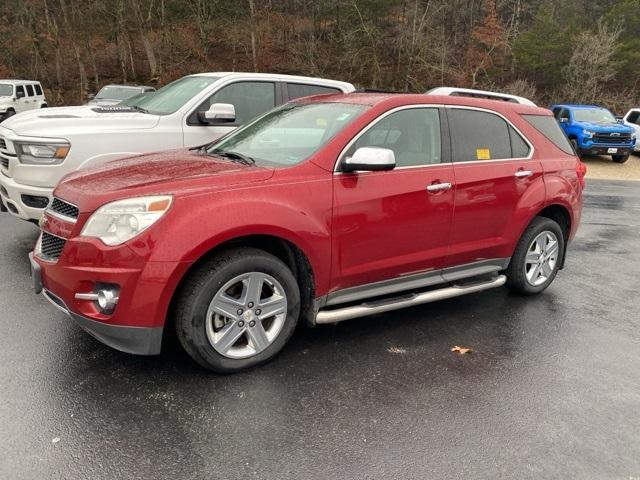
607;148;618;154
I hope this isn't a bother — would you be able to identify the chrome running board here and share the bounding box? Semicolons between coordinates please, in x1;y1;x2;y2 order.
315;274;506;324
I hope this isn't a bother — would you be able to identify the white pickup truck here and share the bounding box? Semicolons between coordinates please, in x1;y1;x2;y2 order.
0;72;354;221
621;108;640;153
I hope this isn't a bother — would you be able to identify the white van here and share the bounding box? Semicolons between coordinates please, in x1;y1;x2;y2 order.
0;80;48;122
0;72;354;221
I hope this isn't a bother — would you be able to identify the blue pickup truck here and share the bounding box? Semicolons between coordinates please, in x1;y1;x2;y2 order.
551;104;636;163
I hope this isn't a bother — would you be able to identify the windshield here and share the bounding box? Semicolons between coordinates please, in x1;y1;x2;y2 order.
573;108;616;124
121;75;219;115
207;102;367;167
0;84;13;96
96;86;142;101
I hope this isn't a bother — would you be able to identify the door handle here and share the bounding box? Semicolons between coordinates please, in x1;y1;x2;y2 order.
426;182;453;192
514;170;533;178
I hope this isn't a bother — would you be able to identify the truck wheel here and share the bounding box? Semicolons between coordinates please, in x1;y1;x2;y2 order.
569;139;581;158
505;217;565;295
0;109;15;122
174;247;300;373
612;153;630;163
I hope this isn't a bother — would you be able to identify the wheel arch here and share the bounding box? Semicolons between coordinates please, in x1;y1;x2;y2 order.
523;203;572;269
165;233;318;336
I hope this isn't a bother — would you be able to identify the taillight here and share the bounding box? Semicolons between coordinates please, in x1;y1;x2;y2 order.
576;160;587;189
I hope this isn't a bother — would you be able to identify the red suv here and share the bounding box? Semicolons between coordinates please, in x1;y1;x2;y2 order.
30;93;585;372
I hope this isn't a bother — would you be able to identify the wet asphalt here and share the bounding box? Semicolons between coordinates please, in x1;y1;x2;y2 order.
0;179;639;480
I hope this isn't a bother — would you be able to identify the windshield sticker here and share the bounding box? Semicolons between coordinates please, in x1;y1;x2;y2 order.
476;148;491;160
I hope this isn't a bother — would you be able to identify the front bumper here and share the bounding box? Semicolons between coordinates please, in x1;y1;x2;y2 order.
0;174;52;221
577;143;633;156
29;251;165;355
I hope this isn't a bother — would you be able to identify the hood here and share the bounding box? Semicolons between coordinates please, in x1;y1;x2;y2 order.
1;105;159;137
87;99;123;106
55;149;274;212
578;121;634;134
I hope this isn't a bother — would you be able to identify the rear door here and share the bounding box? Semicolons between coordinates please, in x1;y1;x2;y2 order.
445;107;544;271
24;84;37;110
183;81;277;147
331;107;455;296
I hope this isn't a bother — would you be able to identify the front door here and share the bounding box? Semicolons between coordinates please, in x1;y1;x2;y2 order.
332;107;455;295
445;107;544;268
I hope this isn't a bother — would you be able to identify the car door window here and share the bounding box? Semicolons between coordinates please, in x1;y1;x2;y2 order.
559;109;570;122
16;85;25;98
34;84;43;96
448;109;514;161
25;85;34;97
191;81;275;126
287;83;341;100
627;111;640;125
347;108;442;167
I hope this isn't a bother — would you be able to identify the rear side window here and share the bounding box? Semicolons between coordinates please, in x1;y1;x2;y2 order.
16;85;24;97
34;84;43;95
509;126;530;158
522;114;574;155
287;83;341;100
25;85;34;96
448;109;514;161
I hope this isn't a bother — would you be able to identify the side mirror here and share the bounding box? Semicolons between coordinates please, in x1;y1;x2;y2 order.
16;91;25;99
199;103;236;124
342;147;396;173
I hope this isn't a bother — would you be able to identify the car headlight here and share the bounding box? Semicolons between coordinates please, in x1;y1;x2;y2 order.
15;142;70;165
582;130;595;138
81;196;173;246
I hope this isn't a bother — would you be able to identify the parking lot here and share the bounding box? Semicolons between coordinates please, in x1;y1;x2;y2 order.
0;179;638;479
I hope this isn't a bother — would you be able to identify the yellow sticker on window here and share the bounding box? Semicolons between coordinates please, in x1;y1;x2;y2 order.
476;148;491;160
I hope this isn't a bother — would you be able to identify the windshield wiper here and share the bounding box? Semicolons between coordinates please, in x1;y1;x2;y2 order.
212;150;256;166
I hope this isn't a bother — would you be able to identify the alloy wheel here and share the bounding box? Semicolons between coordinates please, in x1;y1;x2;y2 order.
205;272;288;359
524;231;559;287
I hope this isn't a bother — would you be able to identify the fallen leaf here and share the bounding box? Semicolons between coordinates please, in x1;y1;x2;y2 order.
451;346;473;355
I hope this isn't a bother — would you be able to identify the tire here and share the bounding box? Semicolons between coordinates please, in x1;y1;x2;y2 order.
40;104;48;108
570;139;581;157
505;217;565;295
0;109;15;122
174;247;301;373
612;153;629;163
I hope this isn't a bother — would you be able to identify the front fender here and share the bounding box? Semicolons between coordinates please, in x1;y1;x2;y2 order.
141;184;333;296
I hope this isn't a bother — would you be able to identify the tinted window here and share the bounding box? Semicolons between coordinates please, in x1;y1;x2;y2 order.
34;84;43;95
523;114;575;155
627;111;640;125
448;109;511;161
559;109;569;121
25;85;35;96
287;83;341;100
349;108;441;167
201;82;275;124
16;85;24;97
509;126;530;158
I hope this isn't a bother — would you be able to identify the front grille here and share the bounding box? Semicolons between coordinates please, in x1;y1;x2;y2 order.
0;137;6;149
40;232;66;261
0;156;8;169
593;133;632;144
49;197;79;220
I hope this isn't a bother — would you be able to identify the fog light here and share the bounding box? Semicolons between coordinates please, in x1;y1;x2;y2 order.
97;289;119;312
